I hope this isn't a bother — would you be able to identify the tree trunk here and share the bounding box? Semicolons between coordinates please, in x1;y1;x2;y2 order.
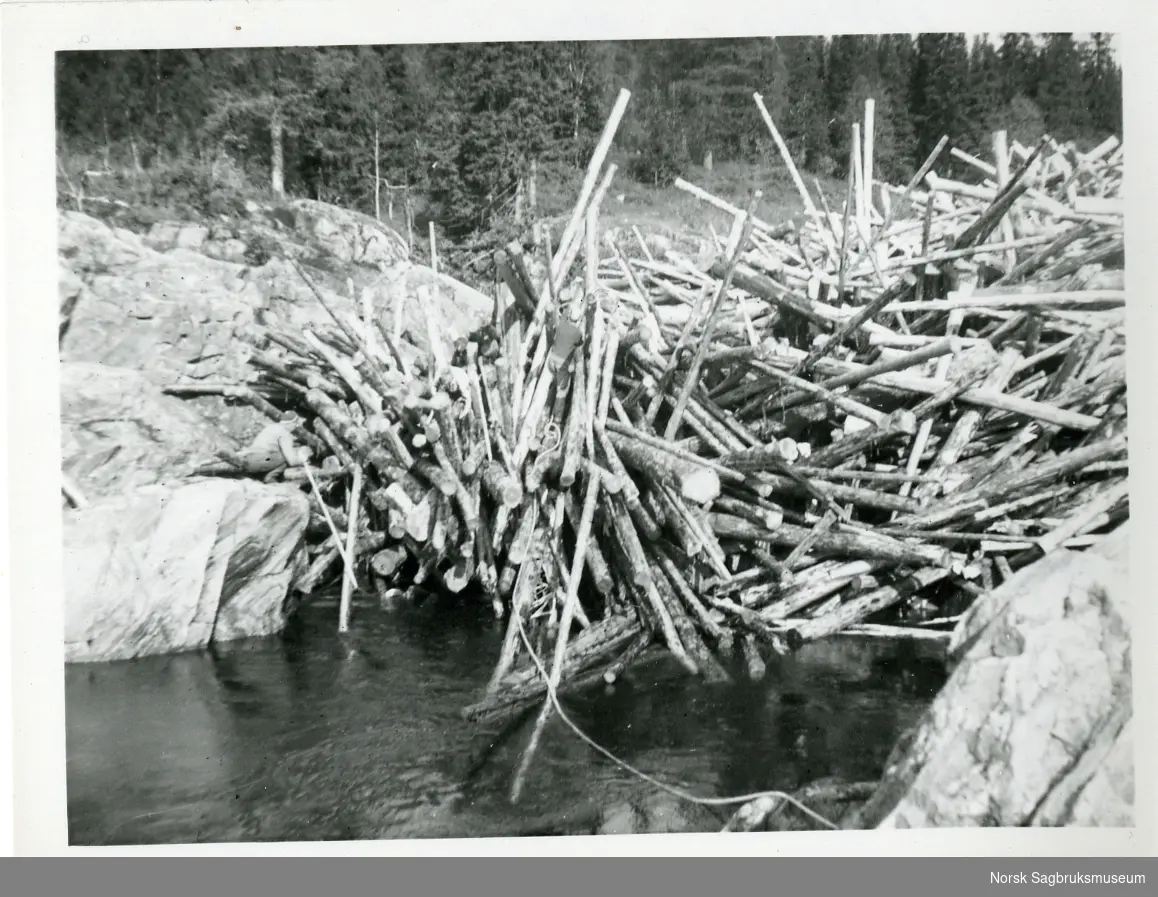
154;51;162;140
101;115;112;172
270;107;285;197
374;113;381;221
405;191;414;251
129;135;143;177
529;159;539;246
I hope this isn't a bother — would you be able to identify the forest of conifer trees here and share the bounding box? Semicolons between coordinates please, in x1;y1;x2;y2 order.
56;34;1122;242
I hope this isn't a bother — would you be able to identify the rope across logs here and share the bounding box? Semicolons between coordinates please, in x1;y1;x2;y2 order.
195;89;1126;805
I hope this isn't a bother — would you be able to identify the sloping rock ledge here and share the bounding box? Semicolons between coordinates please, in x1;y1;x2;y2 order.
64;477;310;663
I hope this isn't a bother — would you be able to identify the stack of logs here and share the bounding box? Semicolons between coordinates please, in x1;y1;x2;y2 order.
225;89;1127;733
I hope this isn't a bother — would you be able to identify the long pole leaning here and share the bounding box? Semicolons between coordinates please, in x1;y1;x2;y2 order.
664;191;762;442
338;464;364;634
753;92;837;262
521;89;631;368
510;467;602;803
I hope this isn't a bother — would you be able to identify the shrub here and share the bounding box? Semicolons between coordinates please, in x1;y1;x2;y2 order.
988;95;1048;149
628;135;690;188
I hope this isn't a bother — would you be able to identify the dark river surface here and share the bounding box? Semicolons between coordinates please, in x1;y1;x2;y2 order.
65;594;948;845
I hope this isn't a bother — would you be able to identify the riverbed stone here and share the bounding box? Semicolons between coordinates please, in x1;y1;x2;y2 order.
63;478;310;663
597;791;723;836
844;524;1131;829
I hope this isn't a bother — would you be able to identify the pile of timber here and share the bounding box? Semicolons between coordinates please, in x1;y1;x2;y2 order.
227;90;1126;729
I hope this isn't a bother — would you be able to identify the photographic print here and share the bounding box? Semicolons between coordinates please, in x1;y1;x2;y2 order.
55;32;1129;847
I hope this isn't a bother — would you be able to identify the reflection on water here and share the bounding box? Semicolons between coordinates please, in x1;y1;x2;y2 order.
66;596;946;845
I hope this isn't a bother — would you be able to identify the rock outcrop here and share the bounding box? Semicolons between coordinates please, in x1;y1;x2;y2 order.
247;255;493;361
59;207;494;443
142;197;410;270
56;195;499;662
61;362;236;500
56;196;481;662
845;524;1131;828
59;213;267;440
56;196;471;661
63;478;310;663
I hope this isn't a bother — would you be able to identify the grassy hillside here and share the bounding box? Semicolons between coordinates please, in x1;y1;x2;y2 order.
534;156;845;246
57;144;847;285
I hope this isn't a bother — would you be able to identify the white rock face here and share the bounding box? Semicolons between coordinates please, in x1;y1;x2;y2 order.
846;524;1131;829
64;479;310;663
60;362;235;500
59;208;493;443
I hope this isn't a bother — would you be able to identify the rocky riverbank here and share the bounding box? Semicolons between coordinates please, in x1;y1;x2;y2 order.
725;523;1131;831
59;197;494;661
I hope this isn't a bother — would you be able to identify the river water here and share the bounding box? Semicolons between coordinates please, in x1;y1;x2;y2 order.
66;594;947;845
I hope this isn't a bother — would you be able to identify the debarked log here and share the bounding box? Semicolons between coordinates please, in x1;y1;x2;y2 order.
707;515;952;568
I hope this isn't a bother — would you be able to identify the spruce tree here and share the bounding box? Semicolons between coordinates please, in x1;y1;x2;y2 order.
911;33;973;168
966;35;1005;153
876;34;917;169
779;36;831;172
998;33;1040;105
826;35;878;119
670;38;772;163
833;74;912;182
1081;34;1122;137
201;46;340;196
306;46;416;212
1035;33;1092;142
989;94;1048;149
